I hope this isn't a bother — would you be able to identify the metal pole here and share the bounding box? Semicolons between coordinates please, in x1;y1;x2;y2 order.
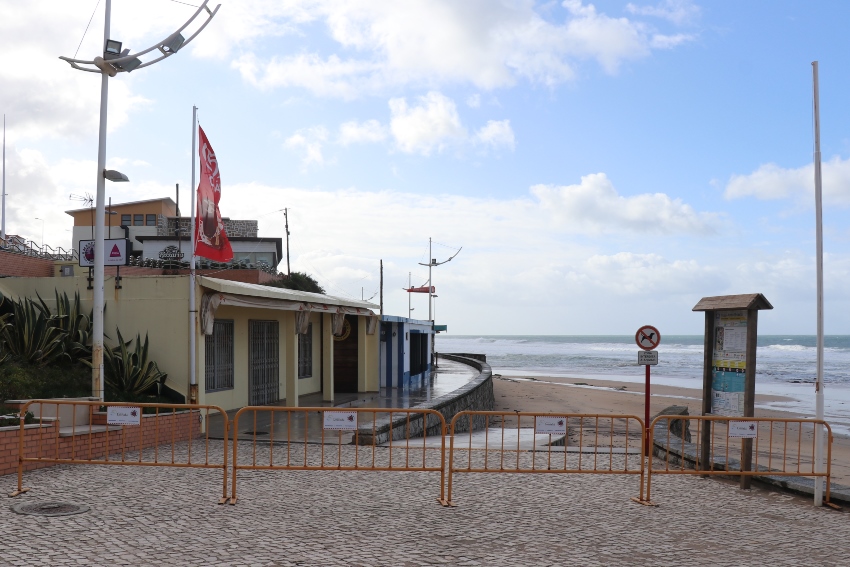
284;207;291;275
379;259;383;315
189;105;198;402
408;272;412;318
645;363;651;456
428;237;433;321
91;0;112;401
812;61;825;506
2;114;6;242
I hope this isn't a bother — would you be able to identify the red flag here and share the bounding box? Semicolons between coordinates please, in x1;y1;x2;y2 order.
194;126;233;262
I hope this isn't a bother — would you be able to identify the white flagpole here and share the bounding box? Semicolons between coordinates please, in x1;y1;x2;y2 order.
2;114;6;243
812;62;825;506
189;105;198;403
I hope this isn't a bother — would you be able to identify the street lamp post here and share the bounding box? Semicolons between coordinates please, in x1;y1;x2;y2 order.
418;237;461;369
60;0;220;400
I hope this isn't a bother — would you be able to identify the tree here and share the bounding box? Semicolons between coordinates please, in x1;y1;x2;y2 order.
264;271;325;294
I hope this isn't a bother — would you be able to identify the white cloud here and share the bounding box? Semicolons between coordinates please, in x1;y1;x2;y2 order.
474;120;515;151
389;92;467;155
626;0;701;26
466;94;481;108
283;126;330;167
229;0;696;98
531;172;719;235
338;119;388;145
724;156;850;205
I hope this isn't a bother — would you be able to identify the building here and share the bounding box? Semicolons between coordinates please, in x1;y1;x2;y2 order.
66;197;279;268
0;273;379;411
379;316;434;390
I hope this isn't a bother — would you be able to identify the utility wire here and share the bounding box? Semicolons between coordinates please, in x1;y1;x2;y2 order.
74;0;102;59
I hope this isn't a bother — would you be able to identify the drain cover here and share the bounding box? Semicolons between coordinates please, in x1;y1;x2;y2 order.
11;502;90;517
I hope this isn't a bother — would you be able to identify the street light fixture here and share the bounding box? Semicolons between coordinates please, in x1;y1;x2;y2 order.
59;0;220;401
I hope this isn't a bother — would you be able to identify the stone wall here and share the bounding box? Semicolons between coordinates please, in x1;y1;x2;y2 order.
355;353;494;445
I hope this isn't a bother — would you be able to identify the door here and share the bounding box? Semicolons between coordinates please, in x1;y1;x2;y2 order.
249;320;279;405
333;315;359;393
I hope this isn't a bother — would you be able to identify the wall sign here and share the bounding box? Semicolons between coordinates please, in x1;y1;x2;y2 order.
79;239;130;267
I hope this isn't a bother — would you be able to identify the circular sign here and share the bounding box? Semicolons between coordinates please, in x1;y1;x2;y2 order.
635;325;661;351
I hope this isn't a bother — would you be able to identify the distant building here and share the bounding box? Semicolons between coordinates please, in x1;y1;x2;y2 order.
379;316;434;389
66;197;281;270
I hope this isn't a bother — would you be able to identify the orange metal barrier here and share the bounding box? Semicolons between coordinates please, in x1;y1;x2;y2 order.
9;400;229;504
646;415;834;505
229;407;447;505
446;411;646;505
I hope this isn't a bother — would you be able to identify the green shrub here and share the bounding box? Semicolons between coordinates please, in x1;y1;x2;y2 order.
41;290;93;362
0;405;35;427
265;271;325;294
85;329;167;397
0;360;91;401
0;292;67;367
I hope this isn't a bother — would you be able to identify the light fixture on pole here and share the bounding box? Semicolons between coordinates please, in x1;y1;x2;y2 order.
59;0;220;401
418;237;461;369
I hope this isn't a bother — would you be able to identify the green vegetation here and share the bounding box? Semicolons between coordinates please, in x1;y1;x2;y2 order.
85;329;167;397
0;290;175;405
265;271;325;294
0;405;35;427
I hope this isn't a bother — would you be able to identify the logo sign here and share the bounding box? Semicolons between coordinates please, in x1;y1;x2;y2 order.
728;421;758;438
78;239;130;267
535;416;568;435
635;325;661;351
107;406;141;426
323;411;358;430
638;351;658;366
158;245;185;261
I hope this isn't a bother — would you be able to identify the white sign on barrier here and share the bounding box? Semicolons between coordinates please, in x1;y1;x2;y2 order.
323;411;358;430
535;416;567;435
107;406;141;426
728;420;757;438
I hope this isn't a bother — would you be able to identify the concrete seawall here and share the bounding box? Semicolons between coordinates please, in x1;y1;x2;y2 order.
355;353;494;445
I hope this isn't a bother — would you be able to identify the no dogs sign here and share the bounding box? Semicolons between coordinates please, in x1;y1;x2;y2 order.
635;325;661;351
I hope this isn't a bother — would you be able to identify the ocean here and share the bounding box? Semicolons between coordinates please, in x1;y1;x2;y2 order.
435;335;850;435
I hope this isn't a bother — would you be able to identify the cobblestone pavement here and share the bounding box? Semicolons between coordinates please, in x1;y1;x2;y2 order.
2;440;848;566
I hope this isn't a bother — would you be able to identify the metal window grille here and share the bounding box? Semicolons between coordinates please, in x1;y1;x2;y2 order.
205;320;234;391
298;323;313;379
249;320;279;405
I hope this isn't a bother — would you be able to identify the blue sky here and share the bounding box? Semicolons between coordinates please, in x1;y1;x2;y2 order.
2;0;850;334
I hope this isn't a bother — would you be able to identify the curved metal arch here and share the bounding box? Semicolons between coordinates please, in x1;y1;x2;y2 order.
59;0;220;74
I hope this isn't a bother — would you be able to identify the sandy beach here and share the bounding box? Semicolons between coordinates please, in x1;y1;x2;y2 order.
494;373;850;486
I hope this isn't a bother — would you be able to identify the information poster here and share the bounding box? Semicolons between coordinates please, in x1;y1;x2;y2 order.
711;311;747;417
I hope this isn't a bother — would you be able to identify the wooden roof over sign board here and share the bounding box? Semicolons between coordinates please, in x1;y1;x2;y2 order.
692;293;773;312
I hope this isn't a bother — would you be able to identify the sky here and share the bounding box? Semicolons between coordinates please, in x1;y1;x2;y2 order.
2;0;850;335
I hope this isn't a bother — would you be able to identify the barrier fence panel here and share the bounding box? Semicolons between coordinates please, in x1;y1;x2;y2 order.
229;407;447;505
446;411;646;505
647;415;833;505
9;400;230;504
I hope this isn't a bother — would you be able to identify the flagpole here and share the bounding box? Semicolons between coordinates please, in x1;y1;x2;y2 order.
2;114;6;243
812;62;825;506
189;105;198;404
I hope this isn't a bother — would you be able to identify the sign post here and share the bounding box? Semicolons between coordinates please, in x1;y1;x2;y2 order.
635;325;660;456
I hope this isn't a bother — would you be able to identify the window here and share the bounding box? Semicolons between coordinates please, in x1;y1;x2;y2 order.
133;214;144;226
146;214;157;226
121;214;131;226
205;320;234;391
298;323;313;378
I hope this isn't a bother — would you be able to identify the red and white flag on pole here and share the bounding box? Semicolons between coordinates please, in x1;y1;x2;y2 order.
194;126;233;262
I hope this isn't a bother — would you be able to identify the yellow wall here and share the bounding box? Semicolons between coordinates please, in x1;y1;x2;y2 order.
0;275;378;412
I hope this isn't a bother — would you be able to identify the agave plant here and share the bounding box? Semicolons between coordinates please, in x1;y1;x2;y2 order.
38;290;93;362
94;328;167;396
0;292;68;367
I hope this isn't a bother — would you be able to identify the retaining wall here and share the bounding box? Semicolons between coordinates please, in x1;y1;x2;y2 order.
356;354;494;445
0;410;201;477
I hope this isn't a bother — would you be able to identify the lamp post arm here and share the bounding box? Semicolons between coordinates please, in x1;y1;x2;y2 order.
58;1;220;72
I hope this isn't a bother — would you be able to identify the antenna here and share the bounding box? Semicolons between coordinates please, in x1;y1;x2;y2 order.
69;193;94;207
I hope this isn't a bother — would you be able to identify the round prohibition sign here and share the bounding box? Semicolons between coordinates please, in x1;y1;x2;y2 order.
635;325;661;351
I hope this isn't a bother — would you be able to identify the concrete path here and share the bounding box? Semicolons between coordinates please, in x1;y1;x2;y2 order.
2;440;848;566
